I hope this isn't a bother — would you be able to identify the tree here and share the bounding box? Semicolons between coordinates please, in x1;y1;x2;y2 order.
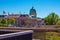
9;18;15;25
56;21;60;25
0;18;8;26
44;12;59;25
1;19;7;24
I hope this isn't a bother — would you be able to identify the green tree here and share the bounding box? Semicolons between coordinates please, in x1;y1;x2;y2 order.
1;19;7;24
0;18;8;26
56;21;60;25
44;12;59;25
9;18;15;25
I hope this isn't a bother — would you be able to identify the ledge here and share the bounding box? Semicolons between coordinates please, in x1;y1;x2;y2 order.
0;30;33;39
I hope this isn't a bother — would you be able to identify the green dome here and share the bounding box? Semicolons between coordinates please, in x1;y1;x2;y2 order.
30;7;36;13
29;7;37;18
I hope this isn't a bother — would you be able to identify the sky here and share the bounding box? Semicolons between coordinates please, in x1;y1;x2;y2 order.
0;0;60;18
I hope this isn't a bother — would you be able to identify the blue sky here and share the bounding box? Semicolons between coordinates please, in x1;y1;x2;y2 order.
0;0;60;18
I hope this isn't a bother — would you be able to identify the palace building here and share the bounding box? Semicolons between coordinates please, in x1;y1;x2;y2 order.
0;7;45;27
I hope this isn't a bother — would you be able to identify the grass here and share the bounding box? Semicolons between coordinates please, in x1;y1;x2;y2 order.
46;32;60;40
33;32;60;40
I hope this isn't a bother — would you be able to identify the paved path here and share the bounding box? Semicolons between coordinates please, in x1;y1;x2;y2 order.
32;39;40;40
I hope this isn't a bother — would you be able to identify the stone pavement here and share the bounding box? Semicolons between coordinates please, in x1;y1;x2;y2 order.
32;39;40;40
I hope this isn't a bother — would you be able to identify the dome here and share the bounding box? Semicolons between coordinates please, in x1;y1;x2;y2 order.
29;7;37;18
30;7;36;13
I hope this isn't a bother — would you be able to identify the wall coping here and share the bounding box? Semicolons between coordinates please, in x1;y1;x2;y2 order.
0;30;33;39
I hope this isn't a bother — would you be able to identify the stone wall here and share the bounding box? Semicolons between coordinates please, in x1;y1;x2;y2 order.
0;30;33;40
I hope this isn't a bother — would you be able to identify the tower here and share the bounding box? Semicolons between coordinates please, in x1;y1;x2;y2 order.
29;7;37;18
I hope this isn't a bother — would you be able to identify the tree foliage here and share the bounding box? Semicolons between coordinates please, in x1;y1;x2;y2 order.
1;18;7;24
56;21;60;25
0;18;15;27
0;18;8;26
44;12;59;25
9;18;15;24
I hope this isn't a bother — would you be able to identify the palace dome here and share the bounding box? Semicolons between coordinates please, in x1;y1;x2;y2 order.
29;7;37;18
30;7;36;13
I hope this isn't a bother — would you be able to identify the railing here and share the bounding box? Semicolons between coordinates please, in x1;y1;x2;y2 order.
0;30;33;40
